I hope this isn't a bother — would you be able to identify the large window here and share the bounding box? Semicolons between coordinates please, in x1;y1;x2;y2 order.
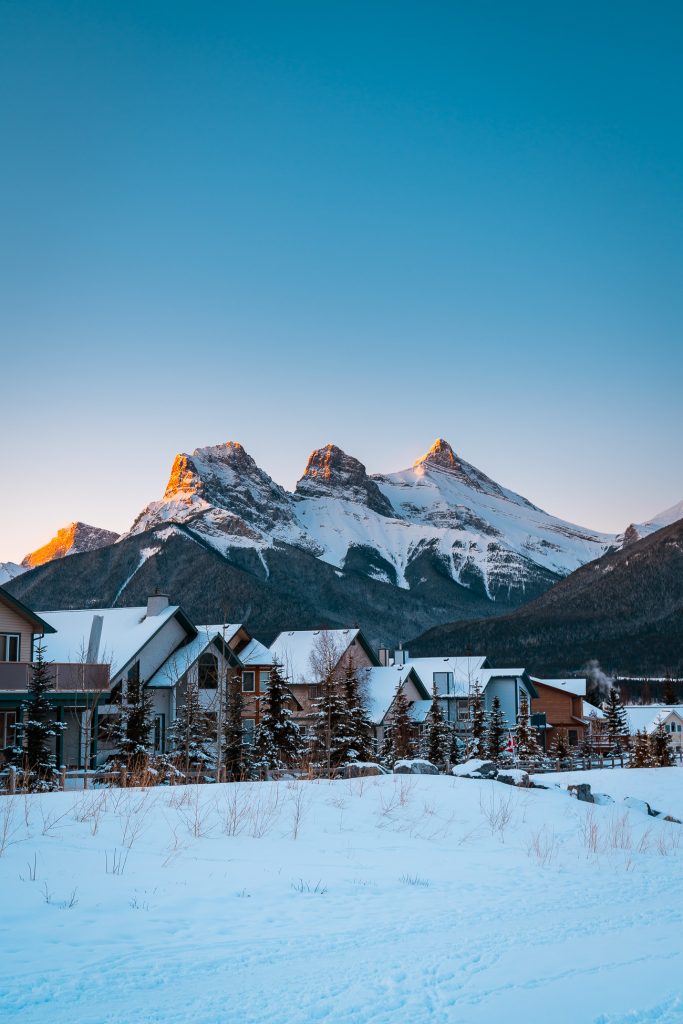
259;671;271;692
433;671;453;695
242;671;255;693
153;714;166;753
198;653;218;689
242;718;255;745
0;634;20;662
0;711;17;747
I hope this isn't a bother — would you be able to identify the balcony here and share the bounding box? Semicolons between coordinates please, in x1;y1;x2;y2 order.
0;662;111;693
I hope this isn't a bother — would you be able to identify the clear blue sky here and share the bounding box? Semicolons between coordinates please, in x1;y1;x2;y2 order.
2;1;682;562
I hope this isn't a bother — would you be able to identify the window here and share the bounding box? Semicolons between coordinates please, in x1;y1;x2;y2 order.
127;662;140;684
309;684;321;700
242;718;255;745
153;714;166;753
568;729;579;747
198;653;218;689
0;711;17;747
242;671;255;693
457;699;470;721
259;671;271;692
433;671;453;695
0;634;20;662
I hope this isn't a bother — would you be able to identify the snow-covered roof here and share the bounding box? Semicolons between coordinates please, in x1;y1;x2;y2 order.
146;629;224;689
269;629;362;684
363;665;423;725
39;605;185;679
531;677;587;697
623;705;683;735
197;623;243;645
404;656;488;697
238;637;274;666
582;700;605;720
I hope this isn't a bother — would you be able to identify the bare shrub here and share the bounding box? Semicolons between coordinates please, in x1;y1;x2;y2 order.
0;798;21;856
220;787;250;837
656;826;682;856
607;813;632;851
287;784;310;840
399;873;429;887
479;788;514;840
526;826;559;866
291;878;327;894
247;786;281;839
105;848;129;875
177;786;213;839
579;809;602;855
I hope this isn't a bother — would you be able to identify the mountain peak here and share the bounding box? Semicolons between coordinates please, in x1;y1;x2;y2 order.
297;444;395;517
22;522;120;568
414;438;457;471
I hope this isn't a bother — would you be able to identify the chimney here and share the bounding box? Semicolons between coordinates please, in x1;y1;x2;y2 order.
146;592;170;617
86;614;103;663
394;646;409;667
378;647;390;667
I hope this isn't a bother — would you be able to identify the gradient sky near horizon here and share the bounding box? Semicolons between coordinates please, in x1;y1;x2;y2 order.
2;1;682;563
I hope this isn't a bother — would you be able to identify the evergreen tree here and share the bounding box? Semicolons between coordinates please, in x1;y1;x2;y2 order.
515;693;541;764
551;729;569;762
106;667;155;773
486;695;507;763
467;681;487;759
663;674;678;705
426;685;451;771
649;721;674;767
224;674;251;780
605;686;628;752
168;679;215;776
312;671;350;774
253;665;305;773
381;686;415;765
13;641;64;791
340;659;373;763
631;729;650;768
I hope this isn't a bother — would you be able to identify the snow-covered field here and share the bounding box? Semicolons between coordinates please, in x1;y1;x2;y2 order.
1;770;682;1024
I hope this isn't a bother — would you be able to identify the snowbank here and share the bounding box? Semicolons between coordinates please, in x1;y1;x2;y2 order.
1;772;682;1024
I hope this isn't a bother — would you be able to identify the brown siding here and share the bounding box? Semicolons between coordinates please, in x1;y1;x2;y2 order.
0;604;36;663
532;682;586;735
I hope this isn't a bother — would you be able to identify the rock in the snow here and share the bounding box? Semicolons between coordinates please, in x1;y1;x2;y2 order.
567;783;594;803
452;759;498;780
624;796;654;817
592;792;614;806
335;763;389;778
497;769;530;788
393;759;439;775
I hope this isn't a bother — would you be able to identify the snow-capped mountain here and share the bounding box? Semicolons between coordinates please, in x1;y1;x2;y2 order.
22;522;121;569
126;438;615;603
620;498;683;546
0;562;25;586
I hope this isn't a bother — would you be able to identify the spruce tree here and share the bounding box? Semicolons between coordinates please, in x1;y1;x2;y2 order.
253;665;304;773
224;674;251;780
486;695;507;764
631;729;650;768
515;693;541;765
381;686;415;766
467;681;487;759
340;659;373;763
14;641;64;791
649;721;674;767
168;679;214;776
426;685;451;771
312;670;350;774
605;686;628;752
107;668;155;774
663;674;678;705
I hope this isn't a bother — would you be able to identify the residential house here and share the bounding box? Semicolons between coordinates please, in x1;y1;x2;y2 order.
39;595;197;766
269;628;379;744
623;705;683;753
0;586;111;766
363;665;430;750
530;677;591;750
402;654;537;740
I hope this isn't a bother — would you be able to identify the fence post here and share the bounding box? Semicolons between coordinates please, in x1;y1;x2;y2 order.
60;768;66;791
8;766;16;795
83;770;89;791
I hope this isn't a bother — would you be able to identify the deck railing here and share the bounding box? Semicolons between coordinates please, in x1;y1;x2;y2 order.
0;662;111;693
